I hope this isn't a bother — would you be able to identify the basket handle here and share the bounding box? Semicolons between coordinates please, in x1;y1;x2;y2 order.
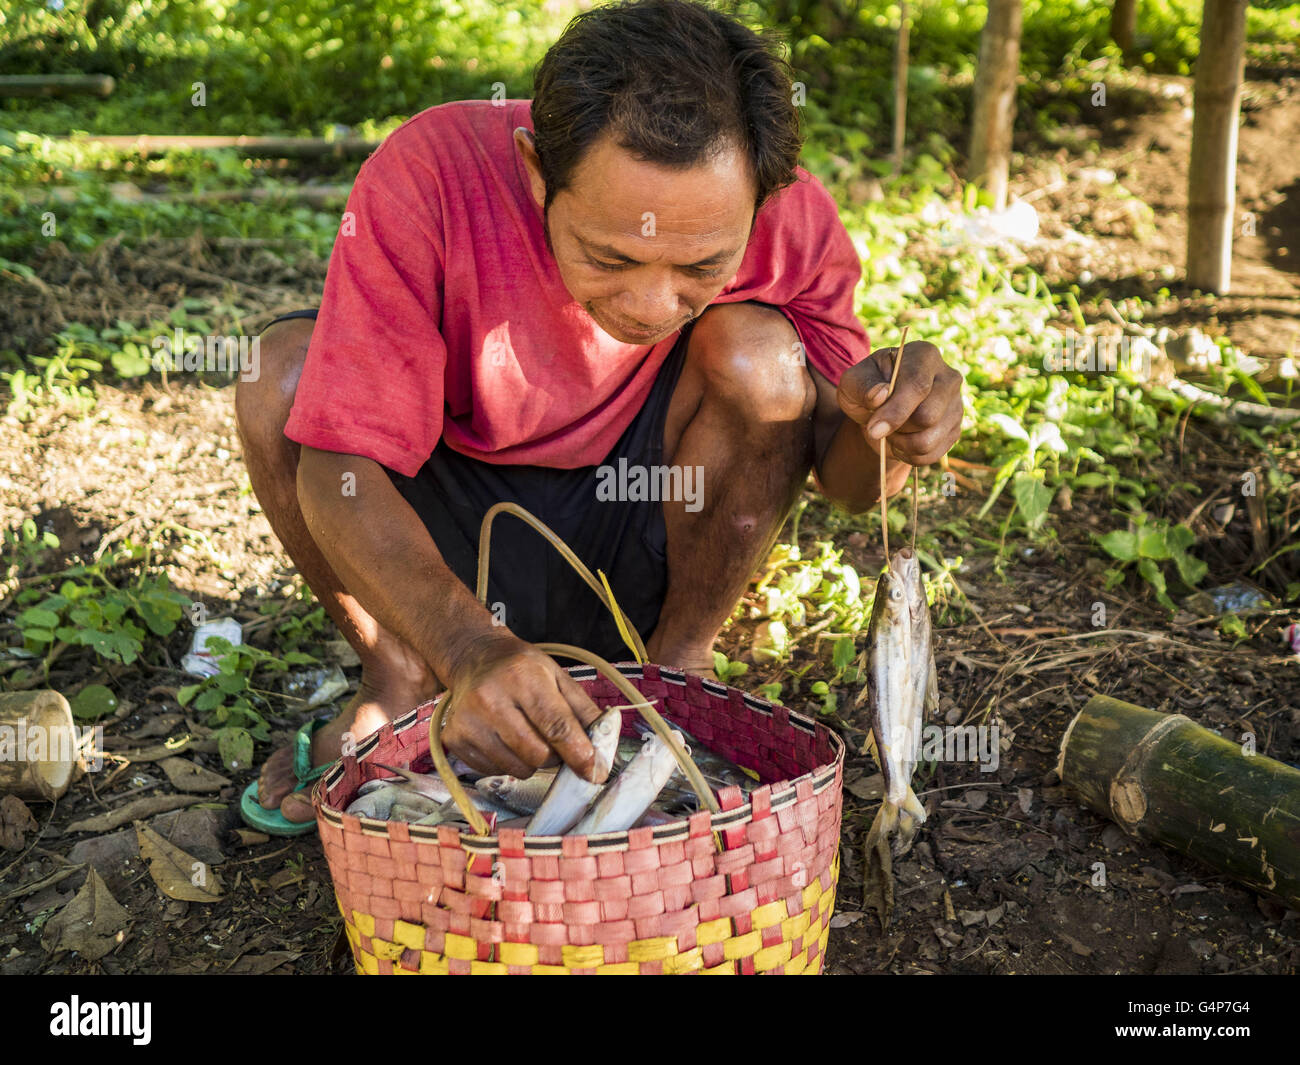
427;503;721;834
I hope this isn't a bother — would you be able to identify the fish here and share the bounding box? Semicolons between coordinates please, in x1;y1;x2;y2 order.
477;768;558;814
344;783;443;820
526;705;622;835
373;764;454;804
854;545;936;926
630;719;759;796
571;731;684;835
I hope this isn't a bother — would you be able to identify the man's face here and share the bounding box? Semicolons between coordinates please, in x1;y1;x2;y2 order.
518;129;757;346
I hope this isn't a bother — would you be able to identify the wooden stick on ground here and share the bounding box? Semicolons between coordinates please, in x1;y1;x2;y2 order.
879;327;908;559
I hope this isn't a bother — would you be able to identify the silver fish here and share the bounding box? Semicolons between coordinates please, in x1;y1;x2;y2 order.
855;546;935;924
631;720;759;796
374;763;454;804
571;731;684;835
478;769;558;814
526;706;622;836
345;783;441;820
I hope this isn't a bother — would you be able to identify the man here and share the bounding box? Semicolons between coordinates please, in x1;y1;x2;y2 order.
236;0;963;831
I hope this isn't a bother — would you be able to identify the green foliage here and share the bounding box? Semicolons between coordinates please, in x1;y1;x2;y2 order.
70;684;119;721
176;637;316;768
1096;516;1208;612
10;543;191;670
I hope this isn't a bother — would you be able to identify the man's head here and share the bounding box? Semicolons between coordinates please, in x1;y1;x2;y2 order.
515;0;802;346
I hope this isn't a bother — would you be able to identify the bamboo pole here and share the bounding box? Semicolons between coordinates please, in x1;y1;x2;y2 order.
62;134;379;159
1186;0;1248;294
1059;695;1300;908
969;0;1023;211
0;690;78;800
0;74;115;97
1110;0;1138;57
892;1;910;173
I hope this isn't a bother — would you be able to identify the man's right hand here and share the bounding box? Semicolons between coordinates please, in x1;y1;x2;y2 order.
441;633;606;782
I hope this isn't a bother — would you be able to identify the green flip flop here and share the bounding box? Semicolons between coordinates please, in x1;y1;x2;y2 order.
240;718;331;836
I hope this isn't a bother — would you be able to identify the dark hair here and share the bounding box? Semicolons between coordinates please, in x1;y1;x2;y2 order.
531;0;801;215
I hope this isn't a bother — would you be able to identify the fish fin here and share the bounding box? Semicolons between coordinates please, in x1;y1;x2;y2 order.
860;729;880;764
923;652;939;721
862;803;897;929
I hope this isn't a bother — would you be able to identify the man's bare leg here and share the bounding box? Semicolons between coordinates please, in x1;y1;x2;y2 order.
235;318;440;821
646;303;816;674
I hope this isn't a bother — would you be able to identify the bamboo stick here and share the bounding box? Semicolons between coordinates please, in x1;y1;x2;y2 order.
1059;695;1300;907
1186;0;1248;294
62;134;378;159
0;74;115;97
969;0;1023;211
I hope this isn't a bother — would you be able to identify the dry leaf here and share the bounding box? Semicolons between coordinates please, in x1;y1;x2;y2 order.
828;911;865;929
232;829;270;846
40;869;129;960
66;794;200;833
226;950;301;975
134;821;224;902
0;794;38;851
845;773;883;801
158;757;230;793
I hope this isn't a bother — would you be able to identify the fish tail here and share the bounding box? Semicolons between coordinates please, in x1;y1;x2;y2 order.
862;802;898;927
895;787;927;855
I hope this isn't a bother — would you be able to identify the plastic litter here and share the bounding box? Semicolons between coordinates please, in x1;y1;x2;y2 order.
181;618;243;677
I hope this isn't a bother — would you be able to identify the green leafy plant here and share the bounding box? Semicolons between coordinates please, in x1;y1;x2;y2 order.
712;652;749;684
1096;516;1208;612
177;637;316;769
10;544;191;672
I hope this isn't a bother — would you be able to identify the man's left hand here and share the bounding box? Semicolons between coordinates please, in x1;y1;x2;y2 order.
836;340;964;466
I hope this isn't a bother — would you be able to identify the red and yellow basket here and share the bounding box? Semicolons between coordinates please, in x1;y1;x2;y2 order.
312;505;845;974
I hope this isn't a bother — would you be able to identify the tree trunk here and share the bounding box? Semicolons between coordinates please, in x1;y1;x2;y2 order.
1186;0;1248;294
969;0;1023;210
1111;0;1138;56
1059;695;1300;908
893;1;911;172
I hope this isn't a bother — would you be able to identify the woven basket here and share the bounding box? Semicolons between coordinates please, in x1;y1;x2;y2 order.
315;662;844;974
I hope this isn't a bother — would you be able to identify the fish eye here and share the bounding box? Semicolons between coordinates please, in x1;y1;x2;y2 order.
889;587;903;601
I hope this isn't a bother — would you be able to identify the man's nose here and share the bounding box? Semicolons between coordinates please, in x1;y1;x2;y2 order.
619;275;678;326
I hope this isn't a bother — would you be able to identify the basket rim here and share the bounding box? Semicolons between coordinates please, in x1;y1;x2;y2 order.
316;662;845;855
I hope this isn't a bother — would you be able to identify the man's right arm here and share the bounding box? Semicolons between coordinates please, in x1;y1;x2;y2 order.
296;446;604;781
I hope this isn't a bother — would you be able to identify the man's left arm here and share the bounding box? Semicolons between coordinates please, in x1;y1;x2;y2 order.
771;178;963;513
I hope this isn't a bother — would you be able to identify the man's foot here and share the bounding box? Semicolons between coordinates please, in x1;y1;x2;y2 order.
258;671;439;823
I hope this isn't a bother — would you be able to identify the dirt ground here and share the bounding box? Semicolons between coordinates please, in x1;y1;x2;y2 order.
1;60;1298;975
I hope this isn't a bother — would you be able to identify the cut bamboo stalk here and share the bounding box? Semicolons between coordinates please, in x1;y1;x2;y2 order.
1059;695;1300;908
0;690;79;800
0;74;115;97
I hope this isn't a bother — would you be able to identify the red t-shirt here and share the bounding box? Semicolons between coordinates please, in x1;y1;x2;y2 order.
284;100;870;477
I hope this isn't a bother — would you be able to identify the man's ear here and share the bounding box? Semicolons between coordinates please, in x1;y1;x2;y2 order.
513;127;547;211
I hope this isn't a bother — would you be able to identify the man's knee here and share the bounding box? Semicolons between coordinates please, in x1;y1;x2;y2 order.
688;303;817;422
235;317;314;451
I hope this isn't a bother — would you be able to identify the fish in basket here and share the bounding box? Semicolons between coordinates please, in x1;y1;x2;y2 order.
314;662;844;974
